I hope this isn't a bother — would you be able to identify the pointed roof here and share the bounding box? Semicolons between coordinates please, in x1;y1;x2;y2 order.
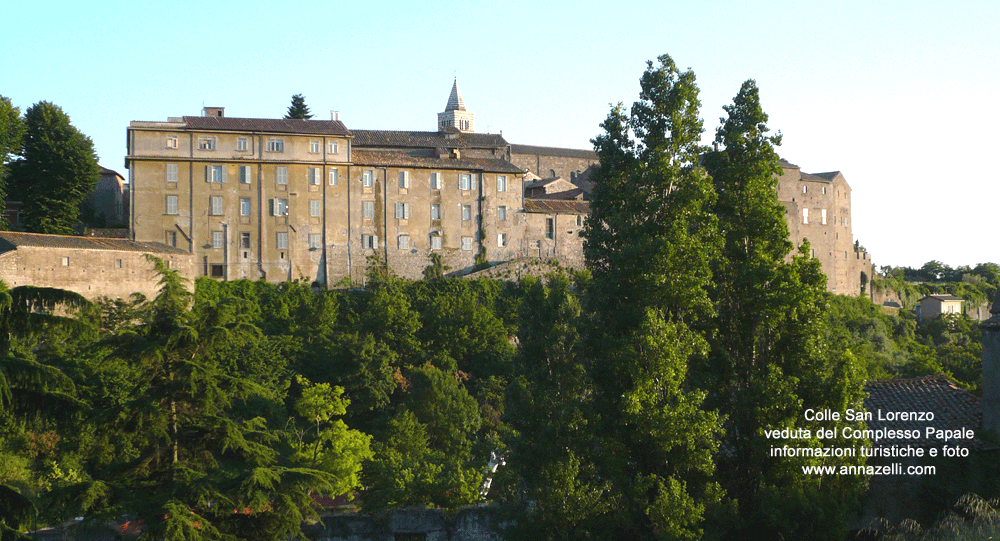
445;79;466;112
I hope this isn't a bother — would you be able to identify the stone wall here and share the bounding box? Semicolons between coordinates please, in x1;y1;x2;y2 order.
314;507;504;541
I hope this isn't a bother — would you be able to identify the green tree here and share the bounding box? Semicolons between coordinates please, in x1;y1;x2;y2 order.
702;80;867;540
284;94;313;120
581;54;722;540
0;96;23;227
8;102;99;234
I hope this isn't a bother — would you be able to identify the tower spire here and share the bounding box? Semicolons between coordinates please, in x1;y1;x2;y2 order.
437;78;474;133
446;78;466;112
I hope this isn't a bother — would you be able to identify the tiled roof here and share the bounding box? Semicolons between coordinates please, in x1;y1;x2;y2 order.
864;374;984;449
523;198;590;215
511;144;597;160
445;79;466;112
351;150;524;174
920;295;964;302
0;231;188;255
182;116;351;136
352;130;507;149
778;158;800;169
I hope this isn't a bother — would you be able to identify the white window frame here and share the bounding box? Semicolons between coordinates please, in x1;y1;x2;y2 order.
459;173;472;191
198;137;216;151
363;170;373;187
430;172;441;190
430;234;442;250
166;136;179;149
362;201;374;219
498;206;507;222
310;199;322;218
462;205;472;221
802;185;807;194
240;197;251;217
308;167;321;186
497;175;507;192
276;166;288;185
363;234;379;249
211;230;224;249
398;170;409;189
309;140;320;153
398;235;410;250
276;231;288;250
166;163;178;183
270;198;288;216
165;195;179;215
239;165;252;184
329;141;339;154
431;204;441;220
329;168;338;185
395;202;410;220
210;195;223;216
498;233;507;248
206;165;225;183
461;236;473;251
236;137;248;152
240;232;251;249
267;138;284;152
802;208;809;224
821;208;827;225
309;233;321;249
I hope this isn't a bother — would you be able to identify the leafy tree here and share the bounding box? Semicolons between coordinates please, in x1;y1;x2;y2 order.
8;102;99;234
0;96;23;227
284;94;313;120
580;54;722;540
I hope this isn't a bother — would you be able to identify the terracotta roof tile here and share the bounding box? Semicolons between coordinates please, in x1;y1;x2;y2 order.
182;116;351;136
511;144;597;160
0;231;188;255
864;374;984;449
351;150;524;174
523;198;590;215
352;130;507;149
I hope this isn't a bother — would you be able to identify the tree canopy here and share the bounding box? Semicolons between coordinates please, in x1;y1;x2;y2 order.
284;94;313;120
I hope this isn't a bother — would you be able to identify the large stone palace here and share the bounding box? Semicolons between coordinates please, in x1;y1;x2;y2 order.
118;79;870;293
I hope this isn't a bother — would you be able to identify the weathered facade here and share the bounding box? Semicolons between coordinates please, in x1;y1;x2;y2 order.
0;231;192;299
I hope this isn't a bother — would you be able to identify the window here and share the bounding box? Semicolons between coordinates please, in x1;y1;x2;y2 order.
802;185;807;194
459;173;472;191
212;230;224;249
276;166;288;185
166;163;178;183
309;167;321;185
239;165;252;184
461;236;473;251
210;264;224;278
430;172;441;190
462;205;472;221
198;137;216;150
576;215;583;227
240;232;251;249
210;195;223;216
166;195;179;215
61;256;69;267
329;141;339;154
802;208;809;224
270;198;288;216
276;231;288;250
362;201;374;219
363;234;379;249
165;230;177;247
545;218;554;239
166;136;178;149
329;168;338;185
431;204;441;220
309;140;320;153
821;209;827;225
309;233;321;249
430;234;442;250
398;235;410;250
395;202;410;220
497;175;507;192
240;197;251;216
237;137;248;152
498;233;508;247
497;206;507;222
115;258;123;269
821;186;827;195
205;165;224;183
310;199;322;217
267;138;284;152
398;170;409;189
363;170;373;187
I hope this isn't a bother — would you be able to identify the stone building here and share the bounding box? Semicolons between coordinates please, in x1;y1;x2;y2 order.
0;231;192;300
125;81;870;294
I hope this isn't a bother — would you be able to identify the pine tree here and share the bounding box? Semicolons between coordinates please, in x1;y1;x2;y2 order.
284;94;313;120
9;101;99;235
580;54;722;540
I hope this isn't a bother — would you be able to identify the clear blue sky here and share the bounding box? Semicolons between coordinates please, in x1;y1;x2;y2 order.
4;0;998;269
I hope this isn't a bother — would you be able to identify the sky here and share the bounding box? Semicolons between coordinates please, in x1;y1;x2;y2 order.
4;0;998;269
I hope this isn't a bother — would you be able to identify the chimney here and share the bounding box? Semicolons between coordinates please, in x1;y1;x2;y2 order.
203;107;225;118
331;111;339;121
980;295;1000;437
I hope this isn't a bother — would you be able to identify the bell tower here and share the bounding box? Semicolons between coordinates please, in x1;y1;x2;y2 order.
437;78;474;133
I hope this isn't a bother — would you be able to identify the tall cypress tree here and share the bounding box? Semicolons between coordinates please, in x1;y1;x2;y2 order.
9;102;99;235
